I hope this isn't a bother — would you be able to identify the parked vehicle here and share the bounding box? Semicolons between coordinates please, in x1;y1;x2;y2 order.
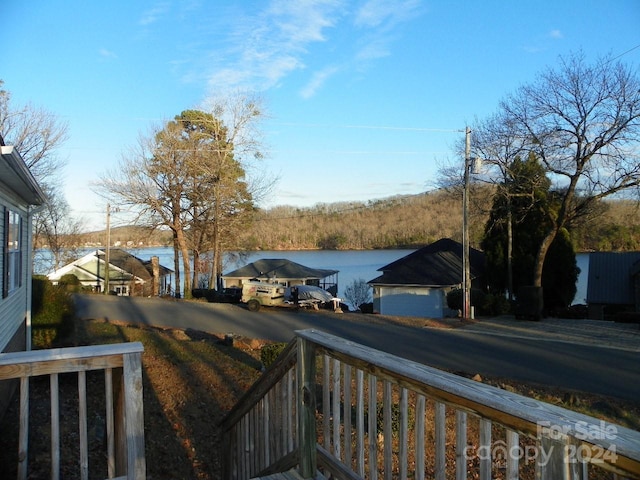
241;281;342;312
241;281;286;311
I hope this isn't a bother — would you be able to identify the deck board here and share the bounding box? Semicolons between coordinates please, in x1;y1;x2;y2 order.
253;469;325;480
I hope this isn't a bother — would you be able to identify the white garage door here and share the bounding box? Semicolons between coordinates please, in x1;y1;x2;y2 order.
379;287;444;318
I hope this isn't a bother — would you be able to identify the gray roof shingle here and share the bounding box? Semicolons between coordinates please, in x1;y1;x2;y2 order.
369;238;485;286
587;252;640;305
223;258;338;281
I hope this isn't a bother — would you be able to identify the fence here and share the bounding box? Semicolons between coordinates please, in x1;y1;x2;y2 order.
0;342;145;480
220;329;640;480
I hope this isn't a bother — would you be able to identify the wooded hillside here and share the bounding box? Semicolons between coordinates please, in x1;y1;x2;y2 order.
76;189;640;252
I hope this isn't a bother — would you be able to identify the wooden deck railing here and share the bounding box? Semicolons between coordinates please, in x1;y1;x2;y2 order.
220;329;640;480
0;342;146;480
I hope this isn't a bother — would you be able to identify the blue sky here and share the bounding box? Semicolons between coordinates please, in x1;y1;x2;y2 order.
2;1;639;231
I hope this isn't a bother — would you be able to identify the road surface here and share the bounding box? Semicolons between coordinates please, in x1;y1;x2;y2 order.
73;294;640;402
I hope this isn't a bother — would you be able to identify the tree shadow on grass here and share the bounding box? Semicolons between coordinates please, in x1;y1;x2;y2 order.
0;314;266;479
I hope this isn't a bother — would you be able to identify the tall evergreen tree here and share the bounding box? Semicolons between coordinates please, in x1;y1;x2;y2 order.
482;153;580;310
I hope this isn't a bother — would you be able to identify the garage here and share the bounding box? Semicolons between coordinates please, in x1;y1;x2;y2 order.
378;286;445;318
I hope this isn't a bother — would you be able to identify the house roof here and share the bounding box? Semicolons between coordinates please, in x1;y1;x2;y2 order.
223;258;338;281
368;238;485;287
48;249;173;283
0;143;46;205
587;252;640;305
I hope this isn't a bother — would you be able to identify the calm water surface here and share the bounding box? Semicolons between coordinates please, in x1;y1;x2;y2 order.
38;247;589;306
132;247;413;301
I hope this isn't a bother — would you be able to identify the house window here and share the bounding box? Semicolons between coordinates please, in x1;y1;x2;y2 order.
114;285;128;296
4;209;22;297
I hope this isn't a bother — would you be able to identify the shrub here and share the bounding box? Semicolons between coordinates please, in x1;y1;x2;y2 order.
260;343;288;368
359;302;374;314
446;288;514;316
480;293;512;316
59;273;81;292
31;275;75;349
343;279;372;311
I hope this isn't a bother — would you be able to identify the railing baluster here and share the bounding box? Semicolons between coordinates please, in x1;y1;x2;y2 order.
78;370;89;480
263;394;270;469
242;414;249;479
479;418;492;480
249;405;256;476
323;354;331;451
434;401;446;480
18;376;29;480
343;363;352;467
506;429;519;480
105;367;115;479
356;368;365;477
332;358;341;460
368;374;378;480
383;380;392;480
287;368;294;452
455;410;467;480
415;394;425;480
399;387;408;480
268;387;277;463
50;373;60;480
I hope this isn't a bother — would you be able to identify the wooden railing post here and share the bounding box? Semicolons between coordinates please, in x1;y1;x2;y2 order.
297;336;317;478
123;351;146;479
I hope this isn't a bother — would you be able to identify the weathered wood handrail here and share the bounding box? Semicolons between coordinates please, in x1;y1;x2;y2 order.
220;329;640;480
0;342;146;480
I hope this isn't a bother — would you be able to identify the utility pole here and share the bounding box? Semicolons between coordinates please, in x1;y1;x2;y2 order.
462;127;472;320
105;204;111;294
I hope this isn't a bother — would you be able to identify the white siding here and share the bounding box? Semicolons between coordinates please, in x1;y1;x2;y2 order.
378;286;445;319
0;195;30;353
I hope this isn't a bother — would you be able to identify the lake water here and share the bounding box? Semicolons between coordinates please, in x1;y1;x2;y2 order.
38;247;589;307
126;247;413;303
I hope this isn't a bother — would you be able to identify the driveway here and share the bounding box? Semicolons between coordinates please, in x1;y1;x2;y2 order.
73;294;640;401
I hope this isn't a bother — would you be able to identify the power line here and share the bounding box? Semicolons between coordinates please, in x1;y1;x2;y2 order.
610;43;640;62
270;121;459;133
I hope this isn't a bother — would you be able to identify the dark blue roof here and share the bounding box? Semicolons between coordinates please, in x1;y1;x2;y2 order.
368;238;485;286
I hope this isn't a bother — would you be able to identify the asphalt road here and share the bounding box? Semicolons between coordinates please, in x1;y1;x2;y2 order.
73;294;640;402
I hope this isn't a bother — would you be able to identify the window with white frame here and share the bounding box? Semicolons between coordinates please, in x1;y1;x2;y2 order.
4;208;22;297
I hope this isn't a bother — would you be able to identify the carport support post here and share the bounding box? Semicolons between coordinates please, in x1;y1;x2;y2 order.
297;337;317;478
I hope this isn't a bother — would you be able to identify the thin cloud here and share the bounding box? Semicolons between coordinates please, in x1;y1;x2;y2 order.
523;29;565;53
355;0;422;28
548;29;563;39
300;65;339;98
200;0;424;98
353;0;424;63
205;0;343;94
139;2;170;26
99;48;118;59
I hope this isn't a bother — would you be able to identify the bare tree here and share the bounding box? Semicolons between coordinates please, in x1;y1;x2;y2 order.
99;124;193;297
0;81;68;180
471;113;551;299
343;278;372;311
1;80;72;269
98;93;272;297
499;52;640;287
34;187;84;271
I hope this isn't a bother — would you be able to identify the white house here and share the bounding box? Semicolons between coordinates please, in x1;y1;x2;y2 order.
0;138;47;415
48;248;174;297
